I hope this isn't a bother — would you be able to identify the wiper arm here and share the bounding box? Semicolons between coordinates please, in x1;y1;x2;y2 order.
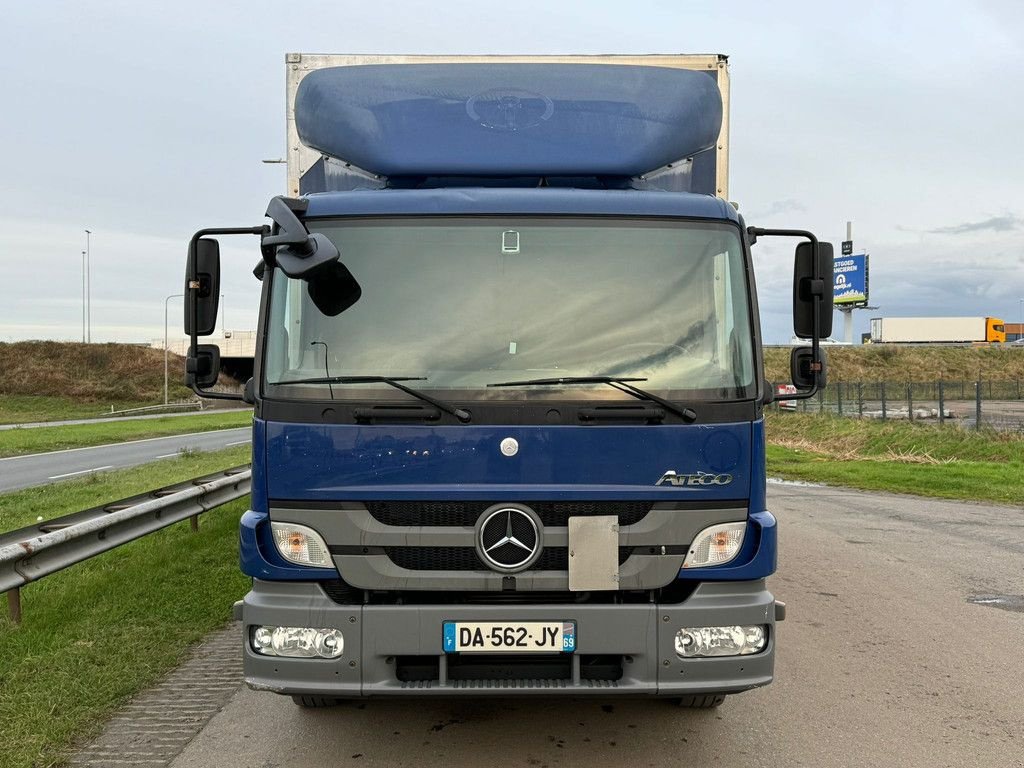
280;376;471;423
487;376;696;423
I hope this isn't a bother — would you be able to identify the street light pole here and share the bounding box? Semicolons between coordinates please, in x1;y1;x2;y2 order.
164;293;184;405
841;221;854;344
84;229;92;342
81;250;87;343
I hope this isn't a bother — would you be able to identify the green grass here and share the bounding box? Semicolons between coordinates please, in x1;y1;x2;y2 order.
0;395;169;424
765;413;1024;504
764;344;1024;383
0;448;252;768
0;410;252;459
0;341;241;425
0;341;199;419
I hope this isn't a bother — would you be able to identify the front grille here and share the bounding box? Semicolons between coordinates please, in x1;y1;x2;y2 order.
385;546;633;571
367;500;651;528
396;654;623;683
319;579;363;604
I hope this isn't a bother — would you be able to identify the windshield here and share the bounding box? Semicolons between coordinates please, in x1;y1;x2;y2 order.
264;218;755;402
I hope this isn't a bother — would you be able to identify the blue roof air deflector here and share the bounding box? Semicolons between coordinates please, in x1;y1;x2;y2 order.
294;64;723;180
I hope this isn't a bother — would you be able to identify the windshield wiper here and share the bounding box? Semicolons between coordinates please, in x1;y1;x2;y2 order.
279;376;471;423
487;376;696;423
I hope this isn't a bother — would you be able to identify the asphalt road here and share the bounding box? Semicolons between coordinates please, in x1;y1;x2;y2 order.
81;483;1024;768
0;428;251;493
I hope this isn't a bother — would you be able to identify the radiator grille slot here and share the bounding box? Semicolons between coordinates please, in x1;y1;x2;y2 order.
319;579;363;604
385;546;633;572
367;500;651;528
395;654;623;683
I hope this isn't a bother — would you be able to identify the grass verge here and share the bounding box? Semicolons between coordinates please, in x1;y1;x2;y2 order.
0;410;252;459
0;447;252;768
763;344;1024;383
765;413;1023;504
0;395;170;424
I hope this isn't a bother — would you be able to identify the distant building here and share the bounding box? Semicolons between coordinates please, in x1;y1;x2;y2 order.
153;330;256;381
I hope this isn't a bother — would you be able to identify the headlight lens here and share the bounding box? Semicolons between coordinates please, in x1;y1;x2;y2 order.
674;625;767;658
682;521;746;568
251;626;345;658
271;521;331;567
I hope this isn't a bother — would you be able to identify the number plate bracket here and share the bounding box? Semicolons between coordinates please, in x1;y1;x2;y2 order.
568;515;619;591
442;621;576;653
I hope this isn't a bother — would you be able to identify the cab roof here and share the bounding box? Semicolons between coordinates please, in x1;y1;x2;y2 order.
302;187;740;222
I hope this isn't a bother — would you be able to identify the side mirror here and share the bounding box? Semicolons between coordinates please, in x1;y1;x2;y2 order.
185;238;221;336
793;241;834;339
791;346;827;389
307;261;362;316
243;377;256;404
186;344;221;388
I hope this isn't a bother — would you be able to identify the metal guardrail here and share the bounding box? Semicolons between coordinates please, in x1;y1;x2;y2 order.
104;400;204;416
0;465;251;623
772;378;1024;432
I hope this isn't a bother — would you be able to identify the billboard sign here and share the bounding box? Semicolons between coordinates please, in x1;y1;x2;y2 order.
833;253;868;306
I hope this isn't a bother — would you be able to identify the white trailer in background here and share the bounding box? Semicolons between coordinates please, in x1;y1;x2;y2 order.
869;316;1005;344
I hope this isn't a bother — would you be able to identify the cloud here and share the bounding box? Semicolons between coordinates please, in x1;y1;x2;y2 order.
746;199;807;219
927;215;1022;235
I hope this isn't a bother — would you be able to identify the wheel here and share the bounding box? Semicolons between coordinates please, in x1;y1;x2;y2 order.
291;695;340;708
673;694;726;709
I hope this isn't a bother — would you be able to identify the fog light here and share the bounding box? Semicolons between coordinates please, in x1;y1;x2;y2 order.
253;626;274;654
251;626;345;658
674;625;767;658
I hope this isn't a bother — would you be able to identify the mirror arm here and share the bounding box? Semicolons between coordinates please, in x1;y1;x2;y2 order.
186;226;265;401
187;379;246;401
262;197;311;251
747;226;825;390
260;196;341;279
779;383;820;401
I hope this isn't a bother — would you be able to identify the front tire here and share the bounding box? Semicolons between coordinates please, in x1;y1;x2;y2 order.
673;694;726;709
291;695;340;708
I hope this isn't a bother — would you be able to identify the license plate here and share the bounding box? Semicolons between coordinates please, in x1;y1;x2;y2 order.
443;621;576;653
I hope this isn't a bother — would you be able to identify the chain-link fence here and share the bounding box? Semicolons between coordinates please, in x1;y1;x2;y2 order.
773;379;1024;432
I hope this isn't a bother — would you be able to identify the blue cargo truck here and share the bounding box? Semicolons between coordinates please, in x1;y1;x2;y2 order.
184;53;833;707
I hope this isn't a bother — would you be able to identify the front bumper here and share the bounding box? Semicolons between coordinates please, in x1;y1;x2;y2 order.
238;578;778;698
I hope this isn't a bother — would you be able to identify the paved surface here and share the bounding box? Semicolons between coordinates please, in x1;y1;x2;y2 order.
75;485;1024;767
0;428;251;492
67;628;242;768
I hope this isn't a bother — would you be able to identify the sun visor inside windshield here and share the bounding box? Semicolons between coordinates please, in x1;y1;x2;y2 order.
293;63;723;181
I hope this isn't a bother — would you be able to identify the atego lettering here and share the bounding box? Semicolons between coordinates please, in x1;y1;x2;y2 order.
656;470;733;487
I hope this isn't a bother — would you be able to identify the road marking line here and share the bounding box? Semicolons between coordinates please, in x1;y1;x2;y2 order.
49;465;114;479
156;453;179;459
225;440;250;446
0;428;251;462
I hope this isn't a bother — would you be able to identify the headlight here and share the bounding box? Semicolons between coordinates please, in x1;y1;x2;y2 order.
674;625;767;658
682;521;746;568
252;626;344;658
270;521;331;567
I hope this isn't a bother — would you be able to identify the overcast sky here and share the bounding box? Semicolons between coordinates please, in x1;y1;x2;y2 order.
1;0;1022;345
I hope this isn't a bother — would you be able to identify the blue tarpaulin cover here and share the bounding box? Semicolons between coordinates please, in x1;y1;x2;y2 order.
294;64;722;179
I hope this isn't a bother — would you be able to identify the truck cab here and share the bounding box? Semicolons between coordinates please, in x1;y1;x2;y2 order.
184;55;833;706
